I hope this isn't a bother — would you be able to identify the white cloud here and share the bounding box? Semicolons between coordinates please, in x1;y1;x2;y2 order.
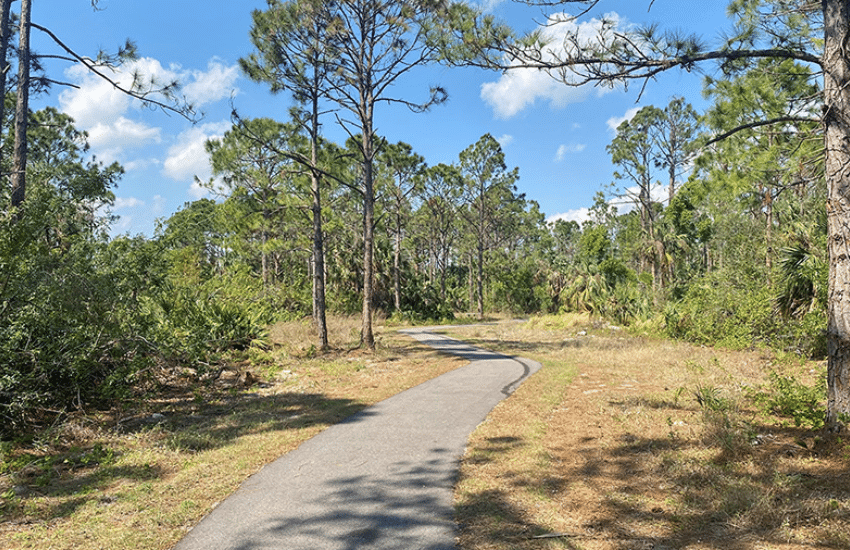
188;179;210;200
547;208;590;226
496;134;514;147
122;157;161;172
162;120;231;184
479;0;505;13
182;59;240;107
481;12;628;119
84;117;162;164
58;57;239;167
60;58;180;126
162;121;232;202
113;196;145;210
607;106;642;133
555;143;586;161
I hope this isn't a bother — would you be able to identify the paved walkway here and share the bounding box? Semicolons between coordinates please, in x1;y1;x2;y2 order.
172;327;540;550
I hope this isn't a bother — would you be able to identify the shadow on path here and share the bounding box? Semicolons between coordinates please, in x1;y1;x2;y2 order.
173;326;541;550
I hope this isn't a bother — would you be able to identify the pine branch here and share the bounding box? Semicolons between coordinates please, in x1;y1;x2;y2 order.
706;115;818;144
29;22;198;121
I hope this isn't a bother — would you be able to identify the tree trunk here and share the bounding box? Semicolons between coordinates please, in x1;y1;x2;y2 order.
0;0;12;159
310;89;328;351
667;134;677;204
361;130;375;350
765;186;773;272
477;192;485;320
261;224;269;288
824;0;850;427
10;0;31;208
476;236;484;320
311;175;328;350
393;214;402;312
468;251;474;314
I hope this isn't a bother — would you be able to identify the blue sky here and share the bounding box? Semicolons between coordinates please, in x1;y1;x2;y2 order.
31;0;732;236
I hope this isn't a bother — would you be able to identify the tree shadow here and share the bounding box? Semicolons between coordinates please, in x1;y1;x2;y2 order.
126;389;368;451
455;401;850;549
192;448;488;550
3;390;368;525
438;332;643;358
454;435;580;548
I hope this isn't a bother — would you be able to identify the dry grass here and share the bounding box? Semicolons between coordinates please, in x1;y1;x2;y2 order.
3;314;849;550
0;316;464;550
448;315;850;550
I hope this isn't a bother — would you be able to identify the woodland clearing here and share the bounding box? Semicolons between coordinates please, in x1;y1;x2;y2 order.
1;315;848;550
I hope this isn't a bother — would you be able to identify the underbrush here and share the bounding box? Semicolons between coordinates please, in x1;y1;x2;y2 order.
0;317;463;550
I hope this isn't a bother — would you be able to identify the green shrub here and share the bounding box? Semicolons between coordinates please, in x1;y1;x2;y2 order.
665;270;776;349
749;371;826;429
0;207;154;436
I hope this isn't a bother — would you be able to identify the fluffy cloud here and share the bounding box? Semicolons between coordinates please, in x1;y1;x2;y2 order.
547;208;590;226
496;133;514;147
60;58;178;127
607;107;642;133
555;143;586;161
162;121;231;189
479;0;506;13
113;196;145;210
58;57;239;167
188;179;211;200
84;118;162;164
182;59;241;107
481;12;628;119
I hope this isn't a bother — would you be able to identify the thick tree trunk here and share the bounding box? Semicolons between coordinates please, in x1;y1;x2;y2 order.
10;0;31;208
824;0;850;427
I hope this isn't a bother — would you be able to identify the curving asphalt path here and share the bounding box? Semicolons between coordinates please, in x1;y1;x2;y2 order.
172;326;541;550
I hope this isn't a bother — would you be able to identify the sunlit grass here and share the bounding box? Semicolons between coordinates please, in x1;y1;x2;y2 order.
0;316;464;550
449;316;848;550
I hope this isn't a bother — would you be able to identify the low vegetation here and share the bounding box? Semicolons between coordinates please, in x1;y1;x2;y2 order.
450;316;850;550
0;316;464;550
2;314;846;550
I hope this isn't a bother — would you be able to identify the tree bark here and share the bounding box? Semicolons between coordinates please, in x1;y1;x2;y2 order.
476;186;485;320
0;0;12;162
824;0;850;426
393;219;402;312
311;169;328;350
361;128;376;350
310;83;328;351
10;0;31;209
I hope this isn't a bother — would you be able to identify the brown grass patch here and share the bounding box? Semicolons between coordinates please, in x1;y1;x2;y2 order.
0;316;464;550
449;316;850;550
4;315;848;550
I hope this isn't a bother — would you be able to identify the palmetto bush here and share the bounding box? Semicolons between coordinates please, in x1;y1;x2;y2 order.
558;259;651;325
